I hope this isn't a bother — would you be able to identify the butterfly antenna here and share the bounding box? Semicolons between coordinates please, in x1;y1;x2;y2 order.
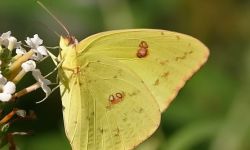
36;1;70;36
36;20;60;37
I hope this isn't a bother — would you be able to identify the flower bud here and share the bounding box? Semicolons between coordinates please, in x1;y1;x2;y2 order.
3;81;16;94
7;36;17;50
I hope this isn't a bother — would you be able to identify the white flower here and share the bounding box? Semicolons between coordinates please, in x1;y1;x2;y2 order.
8;36;21;50
21;60;36;72
0;31;11;47
0;81;15;102
31;51;43;61
0;93;12;102
0;31;11;39
25;34;43;48
25;34;48;61
0;31;21;50
32;69;51;97
16;47;27;55
40;79;52;96
3;81;16;94
37;46;48;55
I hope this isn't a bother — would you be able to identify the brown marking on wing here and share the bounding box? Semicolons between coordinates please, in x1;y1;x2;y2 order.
159;59;169;65
188;50;193;54
161;72;170;78
123;117;127;121
176;35;180;40
175;50;193;61
137;41;149;58
128;91;137;97
138;108;144;113
106;91;125;109
114;128;120;136
99;128;104;134
154;79;160;86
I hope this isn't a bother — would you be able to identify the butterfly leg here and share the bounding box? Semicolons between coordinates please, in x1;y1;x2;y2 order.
44;59;64;78
47;50;60;66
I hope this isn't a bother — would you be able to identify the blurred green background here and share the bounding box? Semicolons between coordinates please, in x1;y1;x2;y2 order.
1;0;250;149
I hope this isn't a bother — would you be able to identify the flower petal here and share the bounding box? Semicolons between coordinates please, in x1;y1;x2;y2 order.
0;93;12;102
0;31;11;39
32;69;51;96
31;51;43;61
25;34;43;48
16;47;27;55
37;46;48;56
0;31;11;47
32;69;42;81
25;37;33;48
21;60;36;72
41;80;51;96
7;36;17;50
3;81;16;94
31;34;43;46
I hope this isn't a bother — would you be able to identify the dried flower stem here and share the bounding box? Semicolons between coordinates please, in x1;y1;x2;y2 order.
0;110;16;125
11;83;40;101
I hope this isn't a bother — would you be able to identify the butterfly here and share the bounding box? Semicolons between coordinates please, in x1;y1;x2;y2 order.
57;29;209;150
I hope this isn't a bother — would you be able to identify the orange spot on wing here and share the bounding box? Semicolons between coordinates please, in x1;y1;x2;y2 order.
137;41;149;58
107;92;125;109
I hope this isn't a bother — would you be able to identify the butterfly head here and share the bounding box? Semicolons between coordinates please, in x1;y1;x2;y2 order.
59;36;79;61
59;35;78;50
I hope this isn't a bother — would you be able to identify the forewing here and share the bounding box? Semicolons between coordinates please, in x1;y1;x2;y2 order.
77;29;209;111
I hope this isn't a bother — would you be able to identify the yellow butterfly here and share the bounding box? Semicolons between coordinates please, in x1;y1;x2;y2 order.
57;29;209;150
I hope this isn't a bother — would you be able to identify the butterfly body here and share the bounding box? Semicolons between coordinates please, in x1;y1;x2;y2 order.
58;29;209;150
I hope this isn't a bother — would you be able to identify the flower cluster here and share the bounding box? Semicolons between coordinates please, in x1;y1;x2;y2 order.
0;31;52;102
0;31;55;149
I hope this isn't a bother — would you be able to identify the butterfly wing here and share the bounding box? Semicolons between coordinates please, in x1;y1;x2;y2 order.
59;55;161;150
77;29;209;112
59;29;209;150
